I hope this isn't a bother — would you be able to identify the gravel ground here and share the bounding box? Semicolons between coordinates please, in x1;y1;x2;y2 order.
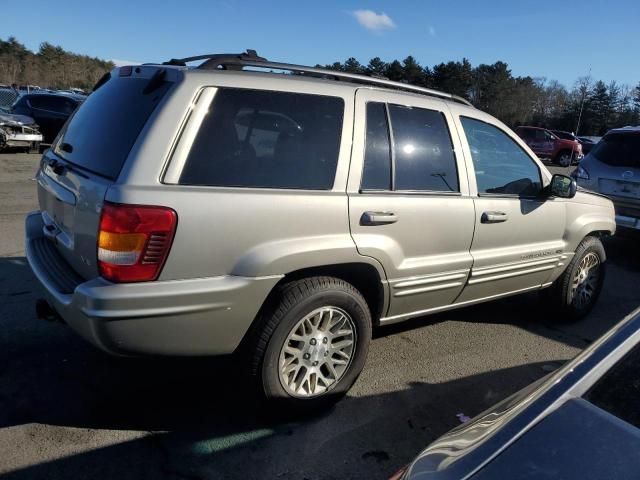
0;153;639;480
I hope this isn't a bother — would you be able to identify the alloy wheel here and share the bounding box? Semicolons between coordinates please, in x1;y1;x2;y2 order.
571;252;601;310
278;306;356;398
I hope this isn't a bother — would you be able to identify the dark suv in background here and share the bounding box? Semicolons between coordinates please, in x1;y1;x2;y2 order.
516;126;583;167
12;93;84;144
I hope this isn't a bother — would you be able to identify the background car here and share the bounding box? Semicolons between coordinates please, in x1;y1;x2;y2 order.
573;127;640;233
576;135;600;155
395;306;640;480
515;125;583;167
11;92;84;144
0;109;43;152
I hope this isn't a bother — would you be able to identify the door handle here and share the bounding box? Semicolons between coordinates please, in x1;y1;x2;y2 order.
481;211;508;223
361;211;398;226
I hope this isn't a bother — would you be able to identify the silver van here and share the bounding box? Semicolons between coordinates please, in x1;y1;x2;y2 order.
26;51;615;410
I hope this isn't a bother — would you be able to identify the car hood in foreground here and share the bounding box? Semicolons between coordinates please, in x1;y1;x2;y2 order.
470;398;640;480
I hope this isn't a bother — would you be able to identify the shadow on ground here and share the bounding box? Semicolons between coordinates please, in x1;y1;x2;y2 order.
1;232;639;479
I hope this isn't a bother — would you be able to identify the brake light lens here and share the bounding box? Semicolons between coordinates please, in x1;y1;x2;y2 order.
98;202;177;282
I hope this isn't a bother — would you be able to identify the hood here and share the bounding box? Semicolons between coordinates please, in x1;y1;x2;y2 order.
0;112;37;127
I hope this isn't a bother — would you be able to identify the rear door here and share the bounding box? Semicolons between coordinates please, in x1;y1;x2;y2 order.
36;67;175;279
452;114;566;303
348;89;475;322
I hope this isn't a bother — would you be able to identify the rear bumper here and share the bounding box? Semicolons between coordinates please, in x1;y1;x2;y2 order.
25;211;281;356
612;197;640;231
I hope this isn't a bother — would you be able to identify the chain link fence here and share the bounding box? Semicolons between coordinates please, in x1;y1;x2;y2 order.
0;88;19;110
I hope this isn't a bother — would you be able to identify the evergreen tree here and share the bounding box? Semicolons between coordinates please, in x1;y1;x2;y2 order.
366;57;387;77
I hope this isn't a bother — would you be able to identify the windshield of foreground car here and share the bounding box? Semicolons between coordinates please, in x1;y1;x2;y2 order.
590;133;640;168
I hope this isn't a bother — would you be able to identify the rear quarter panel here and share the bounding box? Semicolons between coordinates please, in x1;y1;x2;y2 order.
112;72;369;280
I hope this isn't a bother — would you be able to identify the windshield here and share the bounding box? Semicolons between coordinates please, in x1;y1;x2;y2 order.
53;73;172;179
591;133;640;168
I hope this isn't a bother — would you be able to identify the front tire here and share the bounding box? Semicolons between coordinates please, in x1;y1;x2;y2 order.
250;276;372;412
555;150;572;167
543;236;606;322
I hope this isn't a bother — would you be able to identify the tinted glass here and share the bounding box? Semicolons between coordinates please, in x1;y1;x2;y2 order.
29;95;57;111
585;343;640;429
461;117;542;196
591;133;640;168
388;104;458;192
361;102;391;190
180;88;344;190
54;74;172;179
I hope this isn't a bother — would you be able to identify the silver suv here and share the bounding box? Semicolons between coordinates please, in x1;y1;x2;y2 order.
25;51;615;410
574;127;640;232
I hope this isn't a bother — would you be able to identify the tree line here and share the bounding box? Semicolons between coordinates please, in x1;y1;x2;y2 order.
2;36;638;136
0;37;114;90
319;56;640;136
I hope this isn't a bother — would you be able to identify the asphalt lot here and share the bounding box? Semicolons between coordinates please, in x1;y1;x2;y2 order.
1;153;639;480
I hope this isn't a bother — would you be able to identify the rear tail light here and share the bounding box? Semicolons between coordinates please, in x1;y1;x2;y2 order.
573;165;590;181
98;202;177;282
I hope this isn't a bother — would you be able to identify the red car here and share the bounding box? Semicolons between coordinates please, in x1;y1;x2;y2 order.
515;126;583;167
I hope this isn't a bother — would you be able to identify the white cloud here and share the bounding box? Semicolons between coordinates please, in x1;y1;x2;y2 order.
111;59;142;67
428;26;436;37
352;10;396;32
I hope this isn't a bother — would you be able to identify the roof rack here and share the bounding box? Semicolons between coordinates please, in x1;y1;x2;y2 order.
163;50;473;107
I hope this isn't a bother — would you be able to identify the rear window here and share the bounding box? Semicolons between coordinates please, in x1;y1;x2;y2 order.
591;133;640;168
179;88;344;190
54;73;172;179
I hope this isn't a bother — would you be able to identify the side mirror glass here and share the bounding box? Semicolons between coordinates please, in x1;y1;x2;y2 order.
550;174;577;198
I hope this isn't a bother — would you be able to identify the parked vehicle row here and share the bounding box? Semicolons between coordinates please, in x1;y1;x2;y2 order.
12;92;84;144
0;90;84;151
515;125;584;167
25;52;615;411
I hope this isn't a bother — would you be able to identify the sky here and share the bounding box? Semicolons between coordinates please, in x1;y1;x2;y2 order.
2;0;639;88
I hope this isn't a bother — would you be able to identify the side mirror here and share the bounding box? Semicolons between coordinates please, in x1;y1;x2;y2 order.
549;174;577;198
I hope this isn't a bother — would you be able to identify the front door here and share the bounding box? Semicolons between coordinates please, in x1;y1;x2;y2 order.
347;89;476;323
453;116;566;303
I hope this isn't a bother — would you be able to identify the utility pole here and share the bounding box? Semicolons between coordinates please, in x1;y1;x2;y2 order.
575;68;591;135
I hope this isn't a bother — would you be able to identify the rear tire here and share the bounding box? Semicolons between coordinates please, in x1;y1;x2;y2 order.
249;276;372;412
542;236;606;322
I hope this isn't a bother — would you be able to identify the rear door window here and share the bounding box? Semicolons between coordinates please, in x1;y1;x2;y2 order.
179;88;344;190
53;72;172;179
388;104;459;192
591;133;640;168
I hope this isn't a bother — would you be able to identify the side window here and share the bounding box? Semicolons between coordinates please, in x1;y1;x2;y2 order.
461;117;542;197
179;88;344;190
361;102;391;190
388;104;459;192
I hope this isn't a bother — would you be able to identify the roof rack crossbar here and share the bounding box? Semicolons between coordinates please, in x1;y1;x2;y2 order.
163;50;473;107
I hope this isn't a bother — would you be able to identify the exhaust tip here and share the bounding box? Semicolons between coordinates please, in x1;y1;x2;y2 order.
35;298;61;322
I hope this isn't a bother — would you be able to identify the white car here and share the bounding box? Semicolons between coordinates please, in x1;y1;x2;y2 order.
0;110;43;152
